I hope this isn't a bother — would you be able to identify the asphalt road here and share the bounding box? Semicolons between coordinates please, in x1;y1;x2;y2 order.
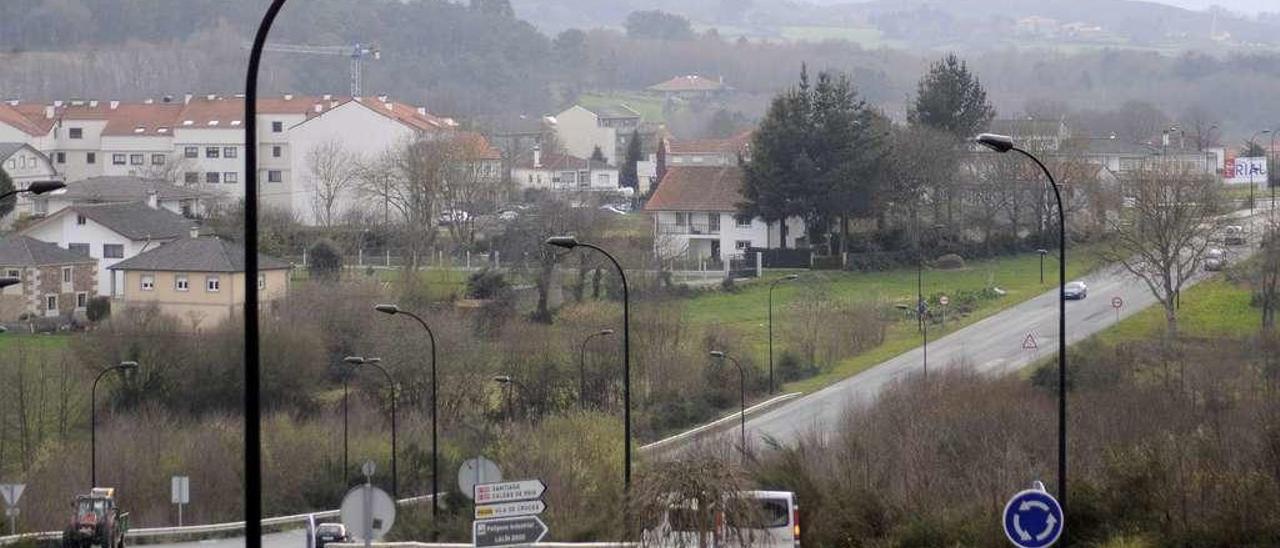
142;528;303;548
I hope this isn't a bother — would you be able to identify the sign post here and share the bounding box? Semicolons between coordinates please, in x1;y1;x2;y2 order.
171;476;190;527
939;295;950;329
340;461;396;548
1111;296;1123;323
473;479;548;547
1003;487;1064;548
1;484;25;534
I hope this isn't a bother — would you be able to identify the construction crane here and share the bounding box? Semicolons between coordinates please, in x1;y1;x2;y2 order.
243;41;381;97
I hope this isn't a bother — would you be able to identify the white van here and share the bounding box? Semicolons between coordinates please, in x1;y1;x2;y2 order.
643;490;800;547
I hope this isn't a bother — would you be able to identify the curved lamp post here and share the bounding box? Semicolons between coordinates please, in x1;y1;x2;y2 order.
372;304;439;524
0;180;66;203
976;132;1069;513
344;356;398;498
579;329;614;409
492;375;530;421
91;361;138;487
545;235;631;488
918;223;946;379
767;275;798;393
709;351;747;449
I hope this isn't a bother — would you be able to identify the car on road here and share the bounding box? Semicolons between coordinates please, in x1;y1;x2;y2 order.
314;523;349;548
643;490;800;547
1225;225;1248;246
1204;248;1227;271
1063;281;1088;300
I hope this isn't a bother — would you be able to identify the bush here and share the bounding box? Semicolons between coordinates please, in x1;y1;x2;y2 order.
720;276;740;293
776;351;819;383
307;239;342;281
87;296;111;322
466;268;510;299
933;253;966;269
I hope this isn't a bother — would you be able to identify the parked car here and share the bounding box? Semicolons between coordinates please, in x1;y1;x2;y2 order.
1204;248;1226;271
1225;225;1247;246
497;209;520;221
437;209;471;225
1063;281;1088;300
314;523;349;548
642;490;800;547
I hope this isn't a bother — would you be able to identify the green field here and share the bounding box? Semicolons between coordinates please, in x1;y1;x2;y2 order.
576;92;666;124
1096;276;1259;343
780;25;887;47
684;246;1106;393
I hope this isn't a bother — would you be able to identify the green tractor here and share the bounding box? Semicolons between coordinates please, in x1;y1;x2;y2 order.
62;488;129;548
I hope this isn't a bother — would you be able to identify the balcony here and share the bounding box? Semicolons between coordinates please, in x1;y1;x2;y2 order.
656;221;720;236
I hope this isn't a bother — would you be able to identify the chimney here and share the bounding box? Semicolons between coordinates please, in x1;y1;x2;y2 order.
109;100;120;110
533;144;542;169
44;106;54;119
189;225;200;239
284;94;294;101
313;104;322;113
145;189;159;210
143;98;154;105
377;94;388;103
5;100;17;106
89;100;99;108
53;100;64;107
416;106;427;116
206;94;216;101
184;93;193;105
322;94;332;101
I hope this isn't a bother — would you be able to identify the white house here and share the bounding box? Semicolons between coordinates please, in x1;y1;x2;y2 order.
512;146;619;192
643;165;805;263
553;104;641;166
0;142;63;221
21;201;199;297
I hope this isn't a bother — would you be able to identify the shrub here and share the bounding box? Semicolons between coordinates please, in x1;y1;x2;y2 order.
307;239;342;281
933;253;966;269
466;268;510;299
87;296;111;322
776;351;819;383
720;276;740;293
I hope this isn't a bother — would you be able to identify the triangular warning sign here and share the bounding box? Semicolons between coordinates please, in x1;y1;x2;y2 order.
1022;333;1038;350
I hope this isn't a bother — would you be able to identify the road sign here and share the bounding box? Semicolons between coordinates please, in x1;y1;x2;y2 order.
916;298;928;315
458;457;502;501
1003;489;1064;548
4;508;17;517
361;460;376;478
939;295;950;306
171;476;190;504
1111;296;1123;309
340;483;397;544
473;516;548;547
1022;333;1038;350
0;484;25;507
475;499;547;520
474;479;546;505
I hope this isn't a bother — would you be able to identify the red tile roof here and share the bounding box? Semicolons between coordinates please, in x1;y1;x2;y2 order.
0;103;49;136
666;130;753;156
514;150;609;170
643;165;744;212
647;75;728;93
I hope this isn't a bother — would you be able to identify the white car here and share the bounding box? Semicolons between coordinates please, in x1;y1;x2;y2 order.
599;205;628;215
437;209;471;225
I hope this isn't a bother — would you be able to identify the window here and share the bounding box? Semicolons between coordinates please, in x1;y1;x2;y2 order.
736;240;751;250
184;146;198;158
46;295;57;312
674;212;687;226
76;214;86;226
55;152;66;164
206;172;220;184
223;147;237;158
175;274;189;292
735;215;752;228
224;172;238;184
69;127;83;139
206;275;221;292
271;145;282;158
112;154;126;165
76;292;87;309
103;244;124;259
86;152;96;164
258;274;266;290
597;173;610;186
267;170;282;183
141;274;155;291
68;243;90;256
6;269;18;278
578;170;590;187
206;147;219;158
708;213;720;232
151;154;166;165
62;266;72;283
130;154;144;166
271;121;283;133
558;171;574;185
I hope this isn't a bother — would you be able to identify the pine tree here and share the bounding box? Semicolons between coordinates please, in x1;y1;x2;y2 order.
620;129;642;190
909;53;995;139
590;146;606;163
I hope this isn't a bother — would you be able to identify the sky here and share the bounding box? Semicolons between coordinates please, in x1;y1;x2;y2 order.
800;0;1274;15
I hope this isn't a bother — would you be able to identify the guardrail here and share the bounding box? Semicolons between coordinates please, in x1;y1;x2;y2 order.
639;392;803;455
0;494;437;546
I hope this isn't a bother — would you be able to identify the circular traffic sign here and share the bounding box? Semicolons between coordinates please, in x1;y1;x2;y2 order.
340;484;396;541
1003;489;1063;548
1111;296;1123;309
939;295;950;306
457;456;502;500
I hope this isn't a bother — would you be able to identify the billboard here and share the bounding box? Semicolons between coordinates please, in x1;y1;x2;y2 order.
1225;156;1267;184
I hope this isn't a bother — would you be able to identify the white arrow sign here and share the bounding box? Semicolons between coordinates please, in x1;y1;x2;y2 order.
0;484;25;507
473;479;545;505
475;499;546;520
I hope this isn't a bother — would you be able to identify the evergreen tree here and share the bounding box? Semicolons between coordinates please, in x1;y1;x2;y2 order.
620;129;642;190
0;169;14;219
909;53;995;139
590;146;606;163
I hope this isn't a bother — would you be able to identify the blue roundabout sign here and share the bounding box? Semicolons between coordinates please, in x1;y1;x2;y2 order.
1002;488;1063;548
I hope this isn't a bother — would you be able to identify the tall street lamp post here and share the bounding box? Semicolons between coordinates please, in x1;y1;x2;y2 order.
977;133;1069;516
546;236;632;488
1248;130;1271;215
767;274;798;393
91;361;138;487
344;356;398;498
579;329;614;409
1038;249;1049;285
492;375;528;421
709;351;747;449
372;304;439;524
918;224;945;379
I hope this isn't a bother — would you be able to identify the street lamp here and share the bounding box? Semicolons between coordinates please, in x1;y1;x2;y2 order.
492;375;528;421
1037;249;1049;285
767;274;798;393
1248;130;1271;215
371;304;439;524
546;235;632;488
91;361;138;487
579;329;615;409
918;223;946;379
1269;128;1279;212
0;180;66;203
977;132;1069;517
709;351;747;450
343;356;398;497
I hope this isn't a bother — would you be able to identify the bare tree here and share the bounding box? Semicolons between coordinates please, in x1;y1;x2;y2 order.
306;140;358;229
356;135;451;269
1105;163;1225;335
1255;217;1280;331
437;133;504;249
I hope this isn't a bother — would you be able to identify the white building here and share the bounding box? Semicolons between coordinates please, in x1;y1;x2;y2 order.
511;146;619;192
21;201;199;297
553;104;641;166
0;143;62;220
34;176;217;219
643;165;805;263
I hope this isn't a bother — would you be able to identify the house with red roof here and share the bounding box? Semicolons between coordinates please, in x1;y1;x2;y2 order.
646;75;730;101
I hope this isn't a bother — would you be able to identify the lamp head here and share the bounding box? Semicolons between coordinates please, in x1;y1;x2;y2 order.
366;357;381;365
709;350;726;358
343;356;365;365
374;304;400;315
600;328;616;336
783;274;799;281
1037;248;1048;255
26;181;66;195
0;276;19;289
976;133;1015;153
493;375;513;384
118;361;139;371
545;236;579;249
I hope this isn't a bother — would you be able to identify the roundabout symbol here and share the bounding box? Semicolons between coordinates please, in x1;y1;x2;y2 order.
1002;488;1063;548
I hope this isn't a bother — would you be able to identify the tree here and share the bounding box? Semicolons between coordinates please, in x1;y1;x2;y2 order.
0;168;15;219
436;132;505;249
590;146;606;163
624;10;694;41
470;0;512;18
1256;219;1280;331
1242;140;1267;157
908;53;995;139
1179;104;1220;151
307;239;343;282
1104;163;1224;336
619;129;641;191
356;135;451;269
306;140;357;229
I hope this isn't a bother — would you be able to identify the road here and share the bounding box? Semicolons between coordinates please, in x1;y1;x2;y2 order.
143;529;303;548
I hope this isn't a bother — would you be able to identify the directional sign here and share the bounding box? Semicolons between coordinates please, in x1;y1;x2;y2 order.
1111;296;1123;309
171;476;190;505
1022;333;1038;350
0;484;25;507
475;499;547;520
1003;489;1064;548
473;516;548;547
474;479;546;505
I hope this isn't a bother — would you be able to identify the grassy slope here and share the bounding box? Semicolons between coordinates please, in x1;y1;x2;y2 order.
1096;276;1258;343
576;92;666;123
683;245;1106;394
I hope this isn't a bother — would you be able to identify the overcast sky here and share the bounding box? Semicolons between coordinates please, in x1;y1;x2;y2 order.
1151;0;1271;14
